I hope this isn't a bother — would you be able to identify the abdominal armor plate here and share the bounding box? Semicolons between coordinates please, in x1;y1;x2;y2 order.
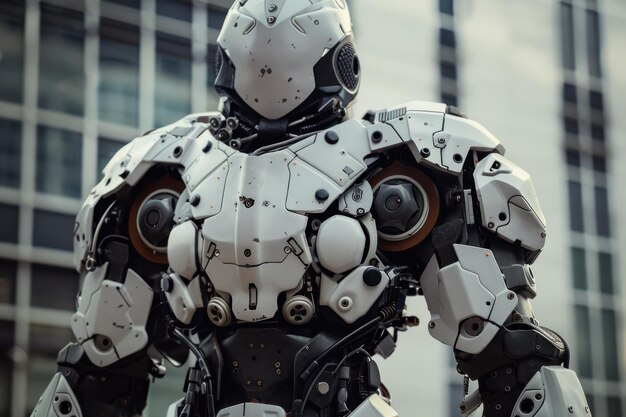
202;150;312;322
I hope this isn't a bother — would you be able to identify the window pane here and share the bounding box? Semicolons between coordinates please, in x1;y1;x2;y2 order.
27;325;73;414
589;90;603;111
0;320;14;417
565;149;580;167
601;309;619;381
0;118;21;188
98;137;125;176
0;0;24;103
32;209;75;251
155;33;191;127
36;126;82;198
439;0;454;15
441;93;457;107
608;398;622;417
568;180;584;232
594;186;610;237
592;155;606;173
560;2;575;70
0;203;18;244
448;382;462;417
586;10;601;78
571;247;586;290
105;0;140;8
440;62;457;80
157;0;192;21
39;4;85;115
439;28;456;48
563;82;577;104
574;305;592;378
564;116;579;135
0;260;16;304
598;252;614;294
31;264;78;310
207;6;227;29
591;123;604;141
99;19;140;126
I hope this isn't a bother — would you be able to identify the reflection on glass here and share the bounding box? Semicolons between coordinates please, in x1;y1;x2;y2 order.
598;252;614;294
586;10;602;78
32;209;75;252
0;260;16;304
207;43;220;108
0;204;18;244
105;0;141;8
157;0;192;21
571;247;586;290
36;126;82;198
98;137;125;176
560;2;575;70
0;118;21;188
99;19;140;126
208;6;227;29
594;186;610;237
30;264;78;310
567;180;584;232
601;309;619;381
0;320;14;417
27;325;73;414
574;305;592;378
0;0;24;103
155;32;191;127
38;3;84;115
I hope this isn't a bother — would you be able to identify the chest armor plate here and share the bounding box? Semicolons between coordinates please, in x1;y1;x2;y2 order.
201;150;313;322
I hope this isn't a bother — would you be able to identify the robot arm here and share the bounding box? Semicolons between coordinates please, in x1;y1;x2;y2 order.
31;115;217;417
412;113;590;416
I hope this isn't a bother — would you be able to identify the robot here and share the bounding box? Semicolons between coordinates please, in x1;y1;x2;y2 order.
32;1;590;417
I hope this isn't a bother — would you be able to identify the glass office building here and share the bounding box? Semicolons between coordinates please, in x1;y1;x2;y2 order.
1;0;626;416
0;0;229;415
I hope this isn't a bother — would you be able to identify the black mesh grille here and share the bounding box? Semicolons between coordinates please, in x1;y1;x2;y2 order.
336;43;359;91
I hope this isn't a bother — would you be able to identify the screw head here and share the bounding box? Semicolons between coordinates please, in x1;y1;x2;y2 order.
428;321;435;329
437;136;446;144
267;16;276;24
568;405;574;413
315;188;329;202
317;381;330;395
420;148;431;158
190;194;201;207
324;130;339;144
268;4;277;12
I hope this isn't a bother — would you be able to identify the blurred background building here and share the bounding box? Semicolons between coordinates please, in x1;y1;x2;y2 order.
0;0;625;416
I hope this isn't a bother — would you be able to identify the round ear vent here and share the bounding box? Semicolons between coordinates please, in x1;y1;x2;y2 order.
369;162;440;252
336;42;360;91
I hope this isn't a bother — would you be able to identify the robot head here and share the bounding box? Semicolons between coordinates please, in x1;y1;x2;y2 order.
215;0;360;130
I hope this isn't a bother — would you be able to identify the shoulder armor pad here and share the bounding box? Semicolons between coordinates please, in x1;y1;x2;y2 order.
474;153;546;252
366;101;504;174
74;112;222;270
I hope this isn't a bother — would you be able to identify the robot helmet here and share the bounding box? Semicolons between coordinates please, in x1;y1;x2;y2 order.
215;0;360;127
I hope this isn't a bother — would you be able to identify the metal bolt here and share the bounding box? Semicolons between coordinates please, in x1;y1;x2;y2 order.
275;362;281;368
317;381;330;395
428;321;435;329
437;136;446;144
233;361;239;367
507;292;515;300
568;405;574;413
267;16;276;24
284;246;292;254
488;221;495;228
459;405;467;413
257;380;262;386
268;4;277;12
244;249;251;257
535;393;542;400
276;369;281;375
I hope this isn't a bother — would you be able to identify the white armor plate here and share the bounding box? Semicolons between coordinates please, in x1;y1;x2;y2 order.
474;153;547;252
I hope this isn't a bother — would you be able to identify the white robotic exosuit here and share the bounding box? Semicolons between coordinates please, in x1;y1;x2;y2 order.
32;1;590;417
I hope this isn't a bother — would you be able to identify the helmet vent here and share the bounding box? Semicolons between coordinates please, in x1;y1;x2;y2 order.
336;43;359;91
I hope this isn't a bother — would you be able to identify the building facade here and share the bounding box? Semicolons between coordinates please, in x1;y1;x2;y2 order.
0;1;625;416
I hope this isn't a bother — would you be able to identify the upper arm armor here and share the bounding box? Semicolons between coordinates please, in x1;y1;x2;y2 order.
73;112;224;271
365;101;504;175
474;153;547;253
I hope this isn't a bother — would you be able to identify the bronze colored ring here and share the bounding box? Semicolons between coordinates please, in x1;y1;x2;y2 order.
369;162;440;252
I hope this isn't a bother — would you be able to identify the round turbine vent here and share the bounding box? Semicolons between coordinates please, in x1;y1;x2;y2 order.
336;43;360;91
